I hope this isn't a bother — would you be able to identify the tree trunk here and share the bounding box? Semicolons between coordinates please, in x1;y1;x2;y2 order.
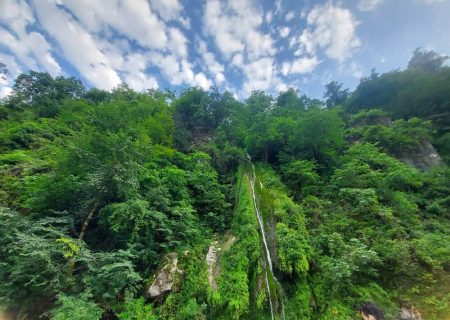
79;203;97;241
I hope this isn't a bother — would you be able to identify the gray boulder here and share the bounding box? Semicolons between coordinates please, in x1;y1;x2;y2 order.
147;253;183;301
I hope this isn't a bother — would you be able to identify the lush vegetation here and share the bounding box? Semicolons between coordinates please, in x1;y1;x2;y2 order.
0;48;449;319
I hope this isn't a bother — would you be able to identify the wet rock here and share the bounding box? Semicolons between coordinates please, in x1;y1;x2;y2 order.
399;141;444;171
206;241;218;291
399;306;423;320
205;235;236;292
147;253;183;301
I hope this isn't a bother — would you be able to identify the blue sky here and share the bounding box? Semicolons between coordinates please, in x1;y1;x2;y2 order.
1;0;449;99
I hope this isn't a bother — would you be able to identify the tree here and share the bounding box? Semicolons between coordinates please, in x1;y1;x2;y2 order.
323;81;349;109
51;292;103;320
0;62;7;80
245;90;272;115
286;109;345;171
280;159;320;199
118;298;157;320
7;71;85;116
275;88;306;116
407;47;449;72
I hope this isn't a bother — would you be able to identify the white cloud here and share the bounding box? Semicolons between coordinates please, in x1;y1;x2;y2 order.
285;11;295;21
281;56;321;75
0;0;34;37
193;73;212;89
274;0;283;14
59;0;200;89
358;0;383;11
150;0;182;21
120;53;158;90
265;11;273;23
168;27;189;58
419;0;446;3
299;2;360;61
288;36;298;49
150;0;191;28
198;40;225;84
241;57;286;95
231;53;244;68
32;0;121;90
0;0;61;76
204;0;275;60
61;0;167;50
0;27;61;75
152;53;212;89
203;0;284;94
0;86;12;98
0;53;22;98
300;9;308;19
11;0;201;91
280;27;291;38
350;62;363;78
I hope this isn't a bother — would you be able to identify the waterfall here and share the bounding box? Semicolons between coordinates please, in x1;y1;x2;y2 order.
248;159;285;320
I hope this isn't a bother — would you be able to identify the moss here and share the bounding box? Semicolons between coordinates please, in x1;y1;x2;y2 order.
213;166;261;319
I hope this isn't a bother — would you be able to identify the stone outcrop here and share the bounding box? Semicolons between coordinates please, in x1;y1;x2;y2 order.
399;306;423;320
206;241;219;291
205;235;236;292
398;141;444;171
147;253;183;301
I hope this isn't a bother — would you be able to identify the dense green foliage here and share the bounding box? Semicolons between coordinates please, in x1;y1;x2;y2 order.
0;48;449;319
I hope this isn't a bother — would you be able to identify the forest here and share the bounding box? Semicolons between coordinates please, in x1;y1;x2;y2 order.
0;48;449;320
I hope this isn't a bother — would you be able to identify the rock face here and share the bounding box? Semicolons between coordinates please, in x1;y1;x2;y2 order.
205;235;236;292
399;141;444;171
399;306;423;320
352;115;393;127
206;241;218;291
147;253;183;301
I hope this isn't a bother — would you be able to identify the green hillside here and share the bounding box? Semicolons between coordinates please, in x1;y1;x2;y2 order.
0;49;449;320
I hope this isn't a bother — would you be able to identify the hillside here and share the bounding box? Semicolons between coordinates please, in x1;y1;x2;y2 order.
0;50;449;320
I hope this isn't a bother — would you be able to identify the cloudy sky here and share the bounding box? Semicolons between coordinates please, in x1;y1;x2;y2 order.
1;0;449;99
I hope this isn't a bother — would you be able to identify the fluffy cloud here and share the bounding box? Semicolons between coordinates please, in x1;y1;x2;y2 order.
420;0;446;3
203;0;284;95
280;27;291;38
148;0;191;28
150;0;183;22
0;0;369;97
204;0;275;60
299;2;361;61
281;56;321;75
61;0;167;50
32;0;122;90
198;41;225;84
51;0;209;89
265;11;273;23
167;27;189;58
285;11;295;21
0;0;212;91
0;53;22;98
152;53;211;89
0;0;61;76
358;0;383;11
241;57;286;94
120;53;158;91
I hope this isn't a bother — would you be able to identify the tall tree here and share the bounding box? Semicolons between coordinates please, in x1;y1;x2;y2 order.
407;47;449;72
323;81;349;109
0;62;7;80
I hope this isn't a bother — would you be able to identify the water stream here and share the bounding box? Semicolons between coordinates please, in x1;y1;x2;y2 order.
248;159;285;320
